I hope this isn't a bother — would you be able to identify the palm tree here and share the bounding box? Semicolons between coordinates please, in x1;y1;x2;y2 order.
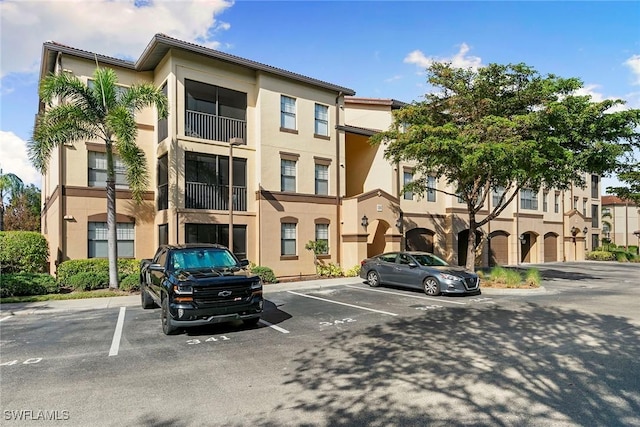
0;169;24;231
29;67;168;288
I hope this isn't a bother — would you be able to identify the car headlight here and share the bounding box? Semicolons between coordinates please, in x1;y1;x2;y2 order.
440;273;460;281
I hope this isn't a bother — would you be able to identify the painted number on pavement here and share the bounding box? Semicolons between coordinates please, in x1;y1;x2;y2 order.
416;305;443;311
186;336;231;345
319;318;356;327
0;358;43;367
469;298;494;304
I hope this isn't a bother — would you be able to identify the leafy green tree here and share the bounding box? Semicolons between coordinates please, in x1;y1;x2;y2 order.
0;169;24;231
607;169;640;205
29;68;168;288
305;239;329;275
371;62;640;270
4;184;41;231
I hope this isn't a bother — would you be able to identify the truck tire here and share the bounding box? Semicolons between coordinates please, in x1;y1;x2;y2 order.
161;297;179;335
140;283;156;309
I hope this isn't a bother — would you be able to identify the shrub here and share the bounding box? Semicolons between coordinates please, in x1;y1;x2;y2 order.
586;251;616;261
0;231;49;273
487;266;522;287
119;274;140;292
628;245;639;255
318;262;344;277
57;259;139;287
615;251;630;262
344;265;361;277
524;268;541;287
0;273;58;297
66;271;110;291
250;264;277;283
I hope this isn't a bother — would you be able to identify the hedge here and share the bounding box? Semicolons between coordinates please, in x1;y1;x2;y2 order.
0;273;58;297
0;231;49;273
57;259;139;287
250;264;277;283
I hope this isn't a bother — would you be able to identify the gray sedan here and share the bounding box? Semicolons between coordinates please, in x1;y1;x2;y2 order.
359;251;480;296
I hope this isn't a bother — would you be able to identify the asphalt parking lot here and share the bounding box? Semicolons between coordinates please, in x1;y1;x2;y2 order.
1;262;639;426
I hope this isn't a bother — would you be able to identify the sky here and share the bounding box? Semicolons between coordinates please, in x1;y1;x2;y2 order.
1;0;639;193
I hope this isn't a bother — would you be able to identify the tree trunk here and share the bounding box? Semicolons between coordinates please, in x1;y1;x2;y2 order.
106;141;119;289
466;214;477;272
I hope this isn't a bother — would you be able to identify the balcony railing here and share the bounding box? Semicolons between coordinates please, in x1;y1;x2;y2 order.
185;110;246;143
185;182;247;211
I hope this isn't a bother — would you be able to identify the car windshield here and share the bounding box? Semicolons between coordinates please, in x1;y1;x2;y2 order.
170;249;237;271
412;253;449;267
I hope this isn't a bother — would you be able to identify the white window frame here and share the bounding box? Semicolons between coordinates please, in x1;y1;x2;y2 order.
88;151;128;189
281;159;297;192
315;224;329;254
314;104;329;136
281;95;296;130
88;222;134;258
281;223;297;256
315;164;329;195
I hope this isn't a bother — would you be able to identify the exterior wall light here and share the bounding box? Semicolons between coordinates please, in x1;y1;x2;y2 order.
361;215;369;228
519;233;526;244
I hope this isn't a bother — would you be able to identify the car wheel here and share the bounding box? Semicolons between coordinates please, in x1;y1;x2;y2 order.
161;297;179;335
367;270;381;287
243;317;260;327
423;277;441;296
140;283;156;309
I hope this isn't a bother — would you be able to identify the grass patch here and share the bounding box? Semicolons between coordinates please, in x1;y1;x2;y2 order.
480;266;541;289
0;289;132;304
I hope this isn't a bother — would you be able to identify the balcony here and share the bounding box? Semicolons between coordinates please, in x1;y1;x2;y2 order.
185;182;247;211
185;110;247;143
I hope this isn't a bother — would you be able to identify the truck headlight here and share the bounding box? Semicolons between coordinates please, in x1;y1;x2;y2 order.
250;280;262;290
173;284;193;294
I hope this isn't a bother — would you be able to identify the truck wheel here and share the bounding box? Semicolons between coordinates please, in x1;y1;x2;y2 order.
161;298;179;335
140;283;156;309
243;317;260;327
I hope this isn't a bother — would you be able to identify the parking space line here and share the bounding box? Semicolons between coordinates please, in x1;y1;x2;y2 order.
259;319;290;334
108;307;126;357
345;285;468;305
287;291;398;316
0;316;12;322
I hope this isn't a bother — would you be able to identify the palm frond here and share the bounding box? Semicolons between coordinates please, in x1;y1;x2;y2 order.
39;72;101;118
29;104;98;173
121;83;169;119
91;68;120;111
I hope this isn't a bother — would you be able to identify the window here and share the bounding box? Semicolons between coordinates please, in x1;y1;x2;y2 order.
427;176;436;202
592;234;599;250
583;198;588;216
591;175;599;199
281;159;296;192
157;83;168;143
492;187;505;206
88;222;134;258
281;95;296;130
157;154;168;211
315;224;329;254
88;151;128;189
591;204;599;228
315;164;328;195
554;193;560;213
185;223;247;260
520;188;538;210
573;196;578;210
543;190;549;212
158;224;168;246
314;104;329;136
403;171;413;200
281;223;296;256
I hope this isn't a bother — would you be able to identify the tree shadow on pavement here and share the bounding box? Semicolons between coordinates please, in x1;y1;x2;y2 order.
249;304;640;426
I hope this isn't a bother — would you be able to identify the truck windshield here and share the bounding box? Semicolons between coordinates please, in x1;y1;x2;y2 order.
170;249;237;271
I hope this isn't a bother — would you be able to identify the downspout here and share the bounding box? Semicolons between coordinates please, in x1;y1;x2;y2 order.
174;73;180;244
335;92;343;265
561;190;566;261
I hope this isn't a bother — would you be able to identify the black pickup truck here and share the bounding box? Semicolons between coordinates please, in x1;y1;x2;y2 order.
140;244;263;335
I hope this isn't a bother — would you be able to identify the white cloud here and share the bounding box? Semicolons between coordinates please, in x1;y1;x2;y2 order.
624;54;640;85
384;75;403;83
404;43;482;71
0;131;41;187
0;0;233;79
574;84;628;113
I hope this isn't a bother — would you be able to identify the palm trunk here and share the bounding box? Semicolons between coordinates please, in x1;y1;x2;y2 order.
106;141;119;289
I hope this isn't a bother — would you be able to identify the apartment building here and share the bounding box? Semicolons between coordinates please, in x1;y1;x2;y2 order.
601;195;640;250
37;34;601;276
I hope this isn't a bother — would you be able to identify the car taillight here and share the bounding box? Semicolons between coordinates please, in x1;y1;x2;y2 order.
360;260;366;266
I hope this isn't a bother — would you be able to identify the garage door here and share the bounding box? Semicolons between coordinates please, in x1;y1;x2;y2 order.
406;228;434;253
489;232;509;266
544;233;558;262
